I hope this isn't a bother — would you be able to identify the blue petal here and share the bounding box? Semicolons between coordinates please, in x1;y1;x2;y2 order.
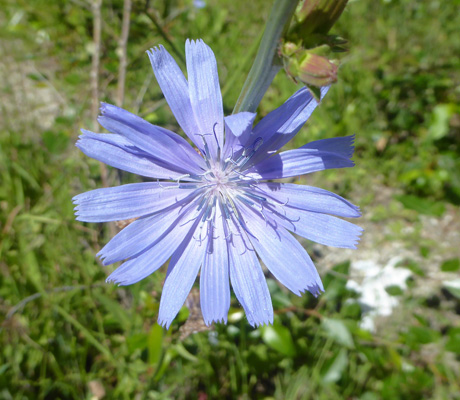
76;130;185;179
227;219;273;327
185;39;224;160
106;208;199;286
244;86;329;168
246;135;355;179
147;45;203;149
100;103;206;170
222;112;256;160
97;201;198;265
200;208;230;325
270;206;363;249
98;109;204;175
239;204;323;297
303;134;355;158
73;182;198;222
158;221;206;329
253;183;361;218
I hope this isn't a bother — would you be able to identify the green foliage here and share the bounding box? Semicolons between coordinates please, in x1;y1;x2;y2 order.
1;0;460;399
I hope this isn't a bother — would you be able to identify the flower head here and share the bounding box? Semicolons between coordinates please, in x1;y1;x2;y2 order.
74;39;362;328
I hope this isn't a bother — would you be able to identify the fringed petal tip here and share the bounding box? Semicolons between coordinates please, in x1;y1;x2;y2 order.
97;253;112;267
300;282;325;298
352;206;362;218
203;316;227;327
75;137;86;150
146;44;167;56
105;275;129;287
105;273;128;288
338;226;364;250
349;133;356;155
99;102;120;116
157;318;173;330
247;316;274;328
291;277;324;298
348;225;364;249
185;38;205;48
77;129;101;144
146;46;168;68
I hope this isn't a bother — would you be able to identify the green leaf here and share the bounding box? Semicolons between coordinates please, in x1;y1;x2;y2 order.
260;323;296;357
42;130;70;154
321;318;354;348
440;258;460;272
0;363;10;376
427;104;455;141
322;348;348;383
405;326;440;345
266;279;292;307
175;343;199;363
94;292;131;330
397;259;425;277
359;393;380;400
443;279;460;299
54;305;114;361
445;328;460;354
385;285;404;296
127;333;148;353
148;324;164;365
306;84;322;102
394;194;445;217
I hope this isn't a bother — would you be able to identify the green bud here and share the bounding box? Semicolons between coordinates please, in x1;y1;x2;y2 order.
298;52;338;87
296;0;349;35
281;41;301;57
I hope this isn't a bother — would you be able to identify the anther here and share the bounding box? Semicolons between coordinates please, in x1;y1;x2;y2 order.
212;122;221;162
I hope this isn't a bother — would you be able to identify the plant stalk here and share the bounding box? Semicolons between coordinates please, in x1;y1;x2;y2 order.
233;0;299;113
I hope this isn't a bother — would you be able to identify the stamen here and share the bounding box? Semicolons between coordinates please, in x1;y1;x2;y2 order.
212;122;221;162
202;198;215;222
242;191;267;203
174;174;190;187
156;179;167;188
206;222;214;253
229;218;256;254
197;195;208;212
194;221;208;244
198;134;212;169
220;196;231;220
238;137;263;169
199;170;215;181
236;194;255;207
207;196;217;221
265;203;300;230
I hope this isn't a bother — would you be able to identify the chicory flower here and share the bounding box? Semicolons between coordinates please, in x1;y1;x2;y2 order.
73;39;361;328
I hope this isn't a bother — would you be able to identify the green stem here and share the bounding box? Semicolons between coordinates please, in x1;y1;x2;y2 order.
233;0;299;113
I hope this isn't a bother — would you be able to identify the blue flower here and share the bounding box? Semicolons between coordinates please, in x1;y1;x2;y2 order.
74;39;362;328
193;0;206;9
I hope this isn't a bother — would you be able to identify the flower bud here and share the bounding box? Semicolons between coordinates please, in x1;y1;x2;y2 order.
297;0;349;35
298;52;338;87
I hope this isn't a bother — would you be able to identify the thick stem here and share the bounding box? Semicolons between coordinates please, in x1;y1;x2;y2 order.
297;0;348;35
233;0;299;114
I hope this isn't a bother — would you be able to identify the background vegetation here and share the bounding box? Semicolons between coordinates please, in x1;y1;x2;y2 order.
1;0;459;398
